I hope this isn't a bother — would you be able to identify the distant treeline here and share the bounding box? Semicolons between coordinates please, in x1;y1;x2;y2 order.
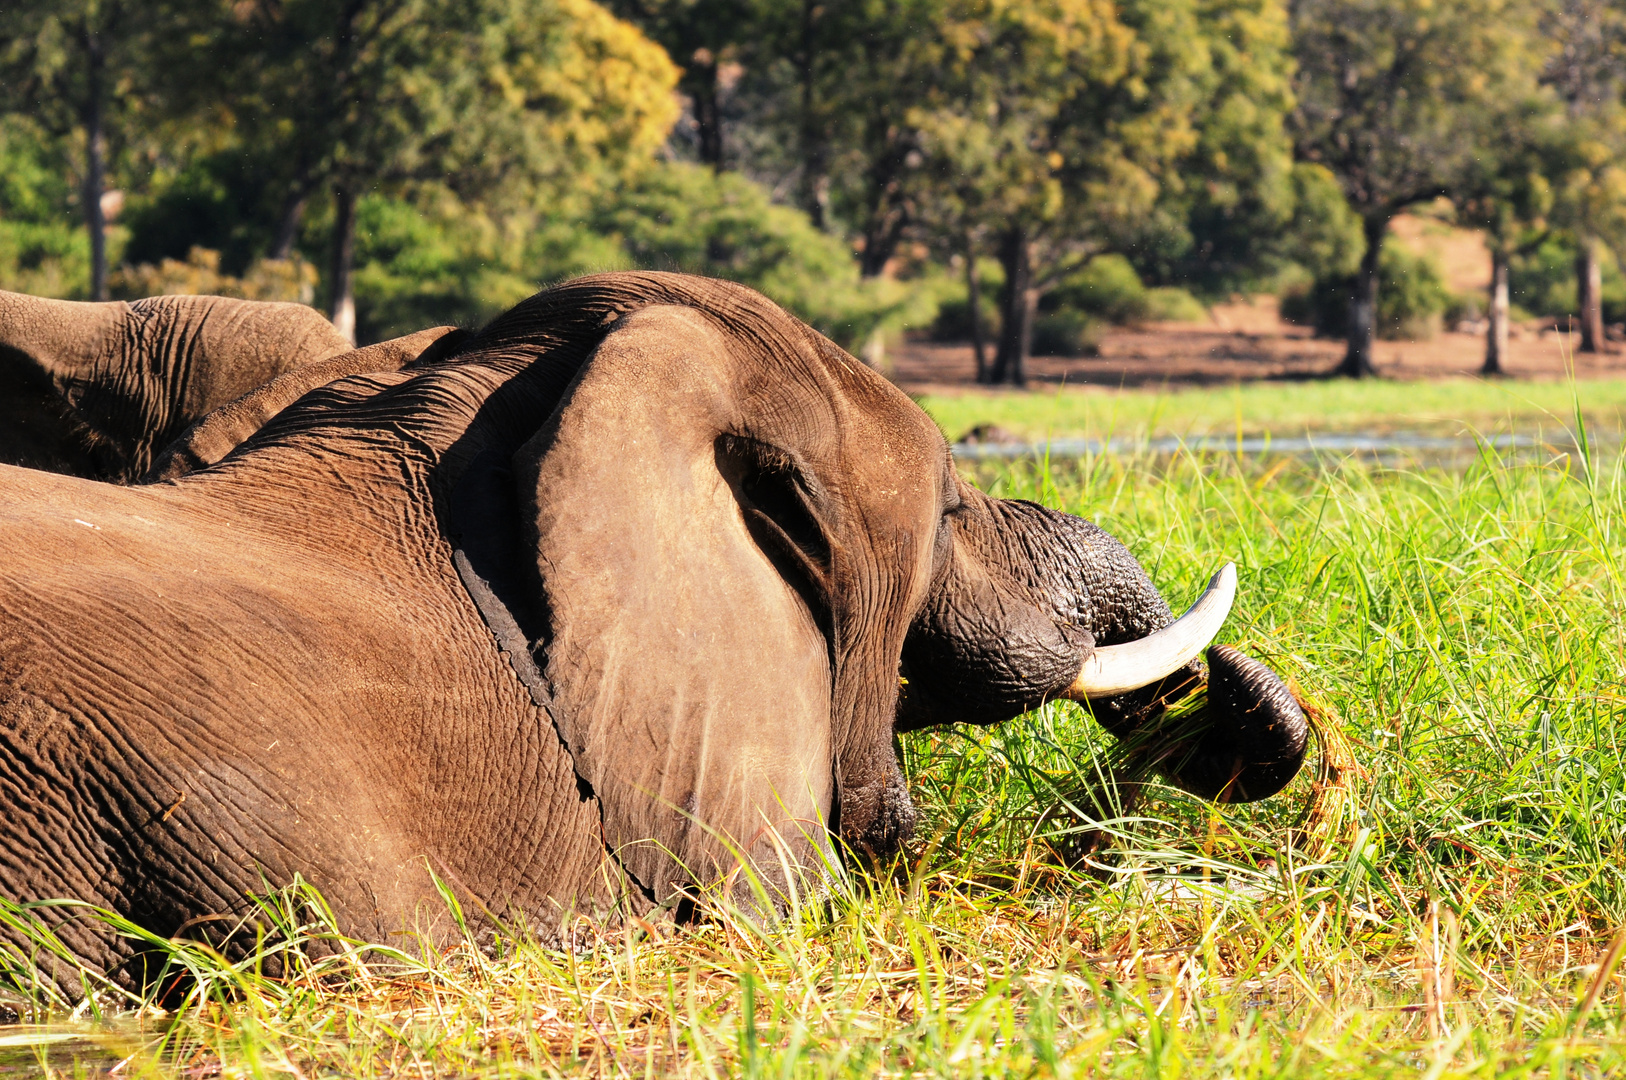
0;0;1621;378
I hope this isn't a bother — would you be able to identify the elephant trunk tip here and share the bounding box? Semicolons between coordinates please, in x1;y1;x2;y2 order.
1150;644;1310;804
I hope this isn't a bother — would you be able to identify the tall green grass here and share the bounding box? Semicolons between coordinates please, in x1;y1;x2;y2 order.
4;433;1626;1076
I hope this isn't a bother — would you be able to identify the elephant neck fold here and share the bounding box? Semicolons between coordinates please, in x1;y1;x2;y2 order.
448;447;554;710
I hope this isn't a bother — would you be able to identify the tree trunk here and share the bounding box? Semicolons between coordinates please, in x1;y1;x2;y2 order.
1576;235;1606;353
80;24;109;302
1338;217;1385;378
966;241;987;384
686;58;724;170
328;185;357;345
271;190;309;261
991;227;1036;387
1483;251;1509;377
858;210;904;279
857;148;913;278
796;0;828;229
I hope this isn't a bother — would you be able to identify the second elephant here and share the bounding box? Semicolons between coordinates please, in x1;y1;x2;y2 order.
0;290;355;482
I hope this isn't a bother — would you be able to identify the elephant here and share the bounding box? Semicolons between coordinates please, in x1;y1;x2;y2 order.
145;323;471;481
0;290;355;482
0;272;1307;986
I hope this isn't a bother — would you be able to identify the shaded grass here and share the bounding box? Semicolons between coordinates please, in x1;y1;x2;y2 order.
916;375;1626;444
6;430;1626;1075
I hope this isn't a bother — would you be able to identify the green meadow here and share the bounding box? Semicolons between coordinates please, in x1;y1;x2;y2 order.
918;376;1626;445
5;379;1626;1077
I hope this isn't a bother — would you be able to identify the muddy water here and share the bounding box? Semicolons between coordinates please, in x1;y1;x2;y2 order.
0;1025;131;1076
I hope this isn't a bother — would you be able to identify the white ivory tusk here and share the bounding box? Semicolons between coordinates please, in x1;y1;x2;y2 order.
1063;562;1237;700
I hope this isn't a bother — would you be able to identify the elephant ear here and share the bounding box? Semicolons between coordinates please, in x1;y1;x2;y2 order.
512;304;839;906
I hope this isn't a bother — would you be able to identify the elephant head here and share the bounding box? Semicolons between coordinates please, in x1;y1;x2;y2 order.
0;289;354;481
359;273;1306;891
895;492;1308;806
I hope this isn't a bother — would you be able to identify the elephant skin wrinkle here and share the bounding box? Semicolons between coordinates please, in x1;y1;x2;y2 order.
147;326;469;482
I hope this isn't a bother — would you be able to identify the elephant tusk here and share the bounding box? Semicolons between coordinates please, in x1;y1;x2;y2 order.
1063;562;1237;700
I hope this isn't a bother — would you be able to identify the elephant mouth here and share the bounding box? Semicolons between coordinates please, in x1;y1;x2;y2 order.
1061;563;1237;701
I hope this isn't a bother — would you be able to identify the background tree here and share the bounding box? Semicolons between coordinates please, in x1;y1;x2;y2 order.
921;0;1130;386
0;0;161;300
1124;0;1298;298
744;0;958;274
1541;0;1626;353
1451;100;1558;375
918;0;1292;385
195;0;676;342
1291;0;1546;376
606;0;758;170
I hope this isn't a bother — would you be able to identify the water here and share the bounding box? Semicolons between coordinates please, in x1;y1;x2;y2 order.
951;431;1573;462
0;1023;150;1077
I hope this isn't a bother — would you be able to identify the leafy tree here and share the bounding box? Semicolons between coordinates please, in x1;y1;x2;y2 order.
1540;0;1626;353
1126;0;1298;297
913;0;1230;385
0;0;160;299
0;116;90;296
760;0;961;274
190;0;677;341
1275;163;1366;285
1291;0;1547;376
606;0;760;169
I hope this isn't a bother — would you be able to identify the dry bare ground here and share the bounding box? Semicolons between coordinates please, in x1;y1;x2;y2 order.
890;296;1626;393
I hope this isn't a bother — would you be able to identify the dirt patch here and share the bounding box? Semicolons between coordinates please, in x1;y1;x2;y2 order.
888;296;1624;393
1388;212;1492;294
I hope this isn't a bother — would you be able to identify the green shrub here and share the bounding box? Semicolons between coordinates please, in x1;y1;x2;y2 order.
1042;254;1208;330
583;163;923;349
120;151;280;276
1376;244;1449;339
931;296;998;341
1277;162;1366;283
0;220;92;299
1506;233;1626;325
1278;276;1348;337
1279;244;1450;340
349;193;537;342
1031;309;1101;357
0;118;95;298
1048;254;1149;324
1144;286;1207;322
1444;290;1483;326
1508;235;1576;318
110;246;319;305
931;259;1004;342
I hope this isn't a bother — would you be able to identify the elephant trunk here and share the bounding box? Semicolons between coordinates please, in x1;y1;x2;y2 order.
1151;644;1309;803
897;485;1309;804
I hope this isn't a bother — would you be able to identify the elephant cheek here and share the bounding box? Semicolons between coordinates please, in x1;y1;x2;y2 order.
1170;645;1310;804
